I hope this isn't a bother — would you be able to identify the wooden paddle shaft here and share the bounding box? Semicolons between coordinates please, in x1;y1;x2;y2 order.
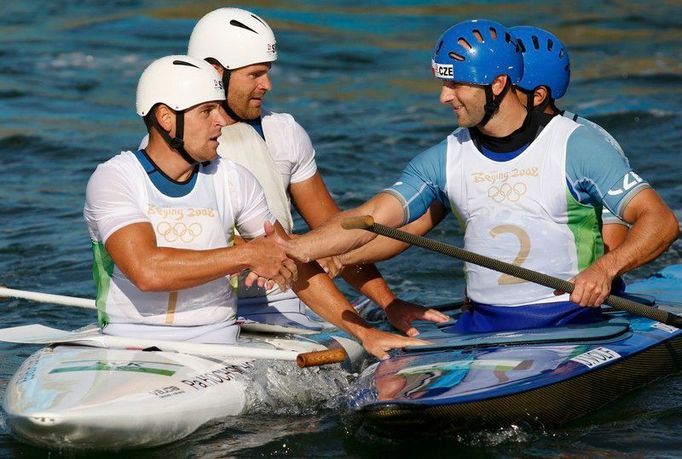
296;348;347;368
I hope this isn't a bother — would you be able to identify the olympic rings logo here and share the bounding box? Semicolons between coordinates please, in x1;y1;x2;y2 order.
487;182;527;203
156;221;203;243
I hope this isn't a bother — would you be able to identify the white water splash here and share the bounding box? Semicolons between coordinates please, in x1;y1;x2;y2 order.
241;360;358;416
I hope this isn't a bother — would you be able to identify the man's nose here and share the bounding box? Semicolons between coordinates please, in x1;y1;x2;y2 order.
216;105;229;126
258;74;272;92
440;85;455;104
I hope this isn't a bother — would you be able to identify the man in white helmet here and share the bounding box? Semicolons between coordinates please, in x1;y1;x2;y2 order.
187;7;448;335
85;55;425;358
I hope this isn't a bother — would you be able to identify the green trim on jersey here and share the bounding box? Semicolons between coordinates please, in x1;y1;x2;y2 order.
91;241;114;327
448;198;467;231
565;189;604;271
227;225;239;290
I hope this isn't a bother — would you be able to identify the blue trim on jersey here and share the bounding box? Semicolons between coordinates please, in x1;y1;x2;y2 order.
134;149;198;198
480;143;529;161
451;301;603;333
246;117;265;140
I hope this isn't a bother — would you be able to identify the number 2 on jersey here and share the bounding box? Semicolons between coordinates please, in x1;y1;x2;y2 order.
490;225;530;285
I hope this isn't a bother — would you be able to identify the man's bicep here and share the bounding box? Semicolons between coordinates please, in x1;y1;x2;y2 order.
104;222;158;276
620;188;670;224
361;192;409;229
290;172;340;228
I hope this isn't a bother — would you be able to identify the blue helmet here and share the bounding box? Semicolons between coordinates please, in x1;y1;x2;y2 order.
432;19;523;85
509;25;570;99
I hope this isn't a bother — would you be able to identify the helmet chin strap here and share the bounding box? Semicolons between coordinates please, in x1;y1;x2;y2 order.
526;87;555;116
536;96;553;115
479;78;512;127
151;110;199;166
526;91;535;112
221;70;246;123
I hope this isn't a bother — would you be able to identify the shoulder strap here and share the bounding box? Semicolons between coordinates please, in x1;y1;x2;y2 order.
217;122;294;233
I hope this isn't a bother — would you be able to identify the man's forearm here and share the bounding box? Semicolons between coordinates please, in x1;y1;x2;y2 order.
107;222;290;293
290;209;379;262
339;264;397;309
292;260;375;342
597;208;678;277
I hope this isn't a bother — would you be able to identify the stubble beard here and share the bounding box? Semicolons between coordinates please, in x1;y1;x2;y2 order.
227;92;263;121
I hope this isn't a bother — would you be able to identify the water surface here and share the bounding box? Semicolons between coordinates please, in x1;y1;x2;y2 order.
1;0;681;456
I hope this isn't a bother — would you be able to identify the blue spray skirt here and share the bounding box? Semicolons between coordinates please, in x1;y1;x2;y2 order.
346;265;682;434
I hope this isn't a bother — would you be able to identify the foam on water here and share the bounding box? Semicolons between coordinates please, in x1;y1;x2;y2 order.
241;360;356;416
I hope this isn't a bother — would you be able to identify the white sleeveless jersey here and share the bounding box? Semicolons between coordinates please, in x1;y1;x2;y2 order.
445;116;600;306
218;121;294;232
84;151;273;327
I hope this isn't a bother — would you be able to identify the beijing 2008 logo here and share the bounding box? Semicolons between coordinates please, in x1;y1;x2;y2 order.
156;221;203;243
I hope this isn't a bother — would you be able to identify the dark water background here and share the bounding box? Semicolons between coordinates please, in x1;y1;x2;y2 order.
1;0;681;456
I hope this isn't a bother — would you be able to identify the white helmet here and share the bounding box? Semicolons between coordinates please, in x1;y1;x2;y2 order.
188;8;277;70
136;55;225;116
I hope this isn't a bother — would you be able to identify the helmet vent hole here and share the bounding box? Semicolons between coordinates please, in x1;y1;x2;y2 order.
457;37;472;50
230;20;257;34
172;60;200;69
250;14;266;26
488;27;497;40
547;39;554;51
472;29;484;43
559;49;565;59
532;35;540;50
516;39;526;53
449;51;466;62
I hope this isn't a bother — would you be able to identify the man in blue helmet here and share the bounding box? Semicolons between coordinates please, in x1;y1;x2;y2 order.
509;25;630;256
273;19;678;333
335;25;634;293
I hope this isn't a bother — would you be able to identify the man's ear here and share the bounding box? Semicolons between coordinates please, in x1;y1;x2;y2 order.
491;74;509;96
533;86;550;108
155;104;174;132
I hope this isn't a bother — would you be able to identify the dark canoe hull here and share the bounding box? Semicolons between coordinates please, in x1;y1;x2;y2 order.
348;265;682;434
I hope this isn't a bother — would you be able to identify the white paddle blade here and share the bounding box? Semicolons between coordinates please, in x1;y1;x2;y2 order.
0;287;96;309
0;324;309;362
0;324;99;344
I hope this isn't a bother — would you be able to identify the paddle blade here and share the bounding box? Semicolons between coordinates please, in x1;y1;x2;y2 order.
296;348;347;367
341;215;375;230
